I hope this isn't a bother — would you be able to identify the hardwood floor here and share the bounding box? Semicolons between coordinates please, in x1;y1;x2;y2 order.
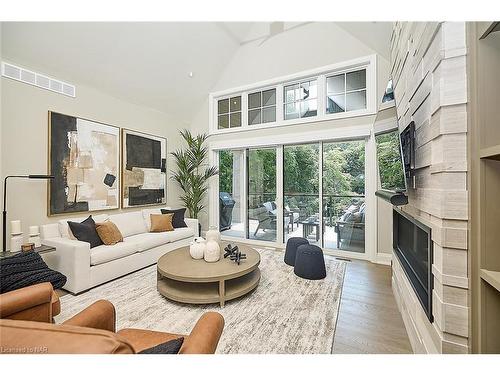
331;258;413;354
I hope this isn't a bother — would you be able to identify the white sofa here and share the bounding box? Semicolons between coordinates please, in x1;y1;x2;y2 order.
40;208;197;294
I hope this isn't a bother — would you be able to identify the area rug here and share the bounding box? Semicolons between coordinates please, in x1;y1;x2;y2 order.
56;248;346;354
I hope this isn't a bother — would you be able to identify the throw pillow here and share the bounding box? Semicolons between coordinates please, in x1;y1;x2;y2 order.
150;213;174;232
160;208;187;228
138;337;184;354
95;220;123;245
67;216;103;248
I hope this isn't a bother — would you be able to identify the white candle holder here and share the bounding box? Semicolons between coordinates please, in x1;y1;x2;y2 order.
10;233;24;253
28;226;41;247
11;220;22;235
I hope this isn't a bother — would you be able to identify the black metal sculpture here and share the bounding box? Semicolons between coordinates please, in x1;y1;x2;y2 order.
224;244;238;258
224;244;247;265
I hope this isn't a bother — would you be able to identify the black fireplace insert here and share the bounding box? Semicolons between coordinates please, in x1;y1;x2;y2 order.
393;209;433;322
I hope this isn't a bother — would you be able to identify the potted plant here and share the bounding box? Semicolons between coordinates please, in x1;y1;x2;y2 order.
171;130;218;235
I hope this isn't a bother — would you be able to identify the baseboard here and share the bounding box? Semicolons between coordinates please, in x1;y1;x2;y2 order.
374;252;392;265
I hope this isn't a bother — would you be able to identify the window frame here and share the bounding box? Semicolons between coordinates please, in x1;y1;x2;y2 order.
248;87;277;126
283;78;319;120
209;54;377;135
216;95;243;130
326;68;368;115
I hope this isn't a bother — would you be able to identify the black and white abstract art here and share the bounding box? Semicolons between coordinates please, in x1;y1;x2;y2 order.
122;129;167;208
48;111;120;215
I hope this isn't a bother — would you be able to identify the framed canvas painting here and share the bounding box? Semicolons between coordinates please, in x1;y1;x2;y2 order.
121;129;167;208
48;111;120;216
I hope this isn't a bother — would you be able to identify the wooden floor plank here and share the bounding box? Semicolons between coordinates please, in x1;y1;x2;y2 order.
332;259;412;354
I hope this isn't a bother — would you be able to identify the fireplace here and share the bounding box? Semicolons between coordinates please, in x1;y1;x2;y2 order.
393;209;433;321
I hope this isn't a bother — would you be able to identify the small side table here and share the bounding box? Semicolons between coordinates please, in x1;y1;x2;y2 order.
0;245;56;259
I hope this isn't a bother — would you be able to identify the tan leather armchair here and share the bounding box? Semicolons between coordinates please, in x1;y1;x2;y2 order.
0;285;224;354
0;282;60;322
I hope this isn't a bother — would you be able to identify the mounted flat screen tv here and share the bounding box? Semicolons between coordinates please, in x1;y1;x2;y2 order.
399;121;415;188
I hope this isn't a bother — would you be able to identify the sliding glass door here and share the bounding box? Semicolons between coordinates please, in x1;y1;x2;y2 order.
247;148;277;242
283;143;320;245
217;138;366;255
322;140;365;253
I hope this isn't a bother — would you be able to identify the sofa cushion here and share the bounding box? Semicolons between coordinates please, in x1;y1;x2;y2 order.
59;214;108;239
167;227;195;242
142;208;163;231
123;232;171;252
160;208;187;228
68;216;104;249
90;242;138;266
108;211;148;238
95;221;123;245
123;228;194;253
150;214;174;232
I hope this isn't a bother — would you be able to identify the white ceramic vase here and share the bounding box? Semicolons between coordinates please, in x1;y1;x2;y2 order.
204;240;221;262
189;237;206;260
205;226;221;243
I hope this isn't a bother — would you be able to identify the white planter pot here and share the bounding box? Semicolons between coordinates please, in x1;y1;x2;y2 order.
189;237;206;260
204;240;221;262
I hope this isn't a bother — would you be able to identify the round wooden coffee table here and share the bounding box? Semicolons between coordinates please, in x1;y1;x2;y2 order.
157;243;260;307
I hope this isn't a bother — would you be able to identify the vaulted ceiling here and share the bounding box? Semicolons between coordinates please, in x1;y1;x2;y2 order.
1;22;392;124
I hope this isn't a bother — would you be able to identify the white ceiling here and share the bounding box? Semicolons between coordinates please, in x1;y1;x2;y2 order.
336;22;392;60
1;22;392;124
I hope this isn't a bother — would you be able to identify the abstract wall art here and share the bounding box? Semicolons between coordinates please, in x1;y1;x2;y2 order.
121;129;167;208
48;111;120;215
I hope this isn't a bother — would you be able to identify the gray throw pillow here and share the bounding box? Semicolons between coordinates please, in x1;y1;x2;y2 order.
138;337;184;354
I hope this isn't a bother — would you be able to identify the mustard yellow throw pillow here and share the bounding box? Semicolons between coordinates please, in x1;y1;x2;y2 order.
95;220;123;245
150;213;174;232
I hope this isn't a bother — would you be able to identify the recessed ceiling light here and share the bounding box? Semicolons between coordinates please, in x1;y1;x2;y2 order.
188;72;194;78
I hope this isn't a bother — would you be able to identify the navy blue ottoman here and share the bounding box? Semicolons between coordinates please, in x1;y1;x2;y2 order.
284;237;309;266
294;244;326;280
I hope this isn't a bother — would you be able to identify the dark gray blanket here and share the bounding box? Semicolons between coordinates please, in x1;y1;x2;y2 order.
0;251;67;293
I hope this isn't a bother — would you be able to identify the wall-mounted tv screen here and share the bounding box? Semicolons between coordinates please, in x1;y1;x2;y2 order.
375;129;407;192
400;121;415;188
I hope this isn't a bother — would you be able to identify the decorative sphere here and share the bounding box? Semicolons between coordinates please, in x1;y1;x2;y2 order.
189;237;206;259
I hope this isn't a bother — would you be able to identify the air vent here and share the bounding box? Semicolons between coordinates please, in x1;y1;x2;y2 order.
1;61;76;98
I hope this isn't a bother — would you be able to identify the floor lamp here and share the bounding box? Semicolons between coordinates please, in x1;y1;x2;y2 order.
3;175;54;252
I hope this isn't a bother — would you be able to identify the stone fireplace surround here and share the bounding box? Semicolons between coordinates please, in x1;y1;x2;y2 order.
390;22;469;353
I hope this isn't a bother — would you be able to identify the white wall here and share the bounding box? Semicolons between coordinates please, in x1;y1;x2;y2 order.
1;76;185;241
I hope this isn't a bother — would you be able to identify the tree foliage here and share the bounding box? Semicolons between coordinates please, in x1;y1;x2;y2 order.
219;150;233;194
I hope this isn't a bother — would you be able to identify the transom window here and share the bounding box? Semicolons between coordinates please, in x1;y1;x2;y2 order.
326;69;366;114
210;56;376;134
218;96;242;129
248;88;276;125
284;79;317;120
